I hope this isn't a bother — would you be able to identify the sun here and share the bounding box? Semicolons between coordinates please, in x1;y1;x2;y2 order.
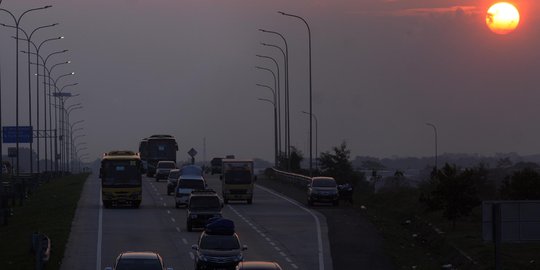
486;2;520;35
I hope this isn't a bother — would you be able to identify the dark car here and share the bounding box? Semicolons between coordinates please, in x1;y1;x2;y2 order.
155;161;176;182
186;190;222;231
166;169;180;195
104;251;173;270
210;157;223;175
307;176;339;206
236;261;283;270
192;219;247;270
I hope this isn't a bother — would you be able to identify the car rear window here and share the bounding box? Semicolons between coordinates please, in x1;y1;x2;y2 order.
178;179;205;189
116;258;162;270
158;162;175;169
200;234;240;250
312;179;336;187
168;171;180;179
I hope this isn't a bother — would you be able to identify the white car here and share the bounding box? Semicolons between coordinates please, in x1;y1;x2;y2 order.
175;175;206;208
307;177;339;206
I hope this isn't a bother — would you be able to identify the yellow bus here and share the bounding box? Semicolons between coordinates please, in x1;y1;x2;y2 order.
100;151;142;208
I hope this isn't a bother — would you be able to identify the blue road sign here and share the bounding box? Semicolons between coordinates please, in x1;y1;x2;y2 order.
2;126;33;143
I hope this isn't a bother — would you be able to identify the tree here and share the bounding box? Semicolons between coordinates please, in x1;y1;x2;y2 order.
319;141;354;184
277;146;303;173
420;163;480;227
500;168;540;200
289;146;303;172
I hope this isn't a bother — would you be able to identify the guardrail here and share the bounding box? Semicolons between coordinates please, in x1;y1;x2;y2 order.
272;168;311;189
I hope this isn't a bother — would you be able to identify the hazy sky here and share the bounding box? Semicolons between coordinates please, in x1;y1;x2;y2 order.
1;0;540;163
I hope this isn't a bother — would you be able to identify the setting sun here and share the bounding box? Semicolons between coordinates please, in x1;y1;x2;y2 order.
486;2;520;35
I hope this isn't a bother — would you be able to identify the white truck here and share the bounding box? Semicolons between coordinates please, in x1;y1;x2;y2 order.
220;159;256;204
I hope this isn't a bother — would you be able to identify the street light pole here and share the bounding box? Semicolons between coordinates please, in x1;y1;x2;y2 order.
65;105;82;172
0;5;52;177
256;83;277;167
26;49;68;173
279;11;313;176
259;29;291;170
6;23;58;173
426;123;438;171
53;72;74;173
302;111;318;171
256;54;282;160
256;65;281;160
261;41;291;169
258;98;278;167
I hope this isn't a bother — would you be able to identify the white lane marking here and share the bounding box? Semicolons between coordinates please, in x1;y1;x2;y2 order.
291;264;299;269
285;257;292;262
96;191;103;270
166;210;171;214
189;252;195;260
171;217;176;223
257;184;325;270
176;227;181;233
182;238;188;245
160;197;164;201
227;204;297;267
163;202;167;207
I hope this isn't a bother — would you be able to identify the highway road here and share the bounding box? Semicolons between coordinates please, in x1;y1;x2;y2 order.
60;173;333;270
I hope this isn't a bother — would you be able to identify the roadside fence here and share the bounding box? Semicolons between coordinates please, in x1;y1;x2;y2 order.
0;171;65;226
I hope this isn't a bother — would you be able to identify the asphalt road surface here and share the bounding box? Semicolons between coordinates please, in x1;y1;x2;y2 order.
60;173;333;270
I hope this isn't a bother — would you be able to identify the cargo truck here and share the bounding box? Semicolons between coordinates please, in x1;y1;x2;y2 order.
220;159;256;204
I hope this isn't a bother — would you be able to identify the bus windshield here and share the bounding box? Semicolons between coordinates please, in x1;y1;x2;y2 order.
101;160;141;186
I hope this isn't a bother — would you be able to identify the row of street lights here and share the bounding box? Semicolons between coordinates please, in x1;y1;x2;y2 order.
255;12;439;177
255;11;315;175
0;3;88;178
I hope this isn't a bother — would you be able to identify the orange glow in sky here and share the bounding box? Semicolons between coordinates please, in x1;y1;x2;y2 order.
486;2;520;35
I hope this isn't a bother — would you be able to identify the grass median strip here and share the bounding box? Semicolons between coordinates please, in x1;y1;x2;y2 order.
0;173;89;270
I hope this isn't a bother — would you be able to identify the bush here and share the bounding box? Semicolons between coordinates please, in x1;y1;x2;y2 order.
500;168;540;200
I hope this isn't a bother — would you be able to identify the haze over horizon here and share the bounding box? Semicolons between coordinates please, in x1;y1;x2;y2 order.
1;0;540;163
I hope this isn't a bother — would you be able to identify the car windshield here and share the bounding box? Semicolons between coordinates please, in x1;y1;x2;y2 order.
116;258;162;270
200;235;240;250
312;179;337;187
178;179;205;189
158;162;175;169
189;196;220;210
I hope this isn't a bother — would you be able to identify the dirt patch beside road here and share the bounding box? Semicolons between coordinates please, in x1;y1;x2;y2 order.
257;176;395;270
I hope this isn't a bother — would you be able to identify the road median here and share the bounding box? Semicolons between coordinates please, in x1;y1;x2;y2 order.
0;173;89;270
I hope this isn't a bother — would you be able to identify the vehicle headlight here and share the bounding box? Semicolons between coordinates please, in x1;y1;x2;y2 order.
198;254;208;262
234;254;243;261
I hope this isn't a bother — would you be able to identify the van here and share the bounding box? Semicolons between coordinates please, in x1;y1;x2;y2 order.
175;175;206;208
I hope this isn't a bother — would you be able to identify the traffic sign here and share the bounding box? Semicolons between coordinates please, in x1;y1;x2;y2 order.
188;148;198;157
3;126;33;143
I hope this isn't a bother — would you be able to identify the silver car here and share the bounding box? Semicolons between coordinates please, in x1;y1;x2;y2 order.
307;176;339;206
